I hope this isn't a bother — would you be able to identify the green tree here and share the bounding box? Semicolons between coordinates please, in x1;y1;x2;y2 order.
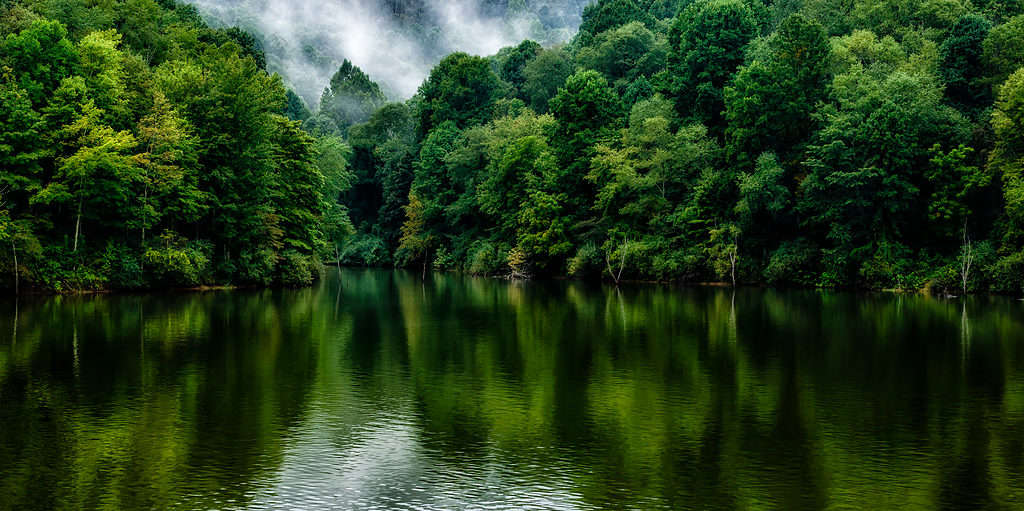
477;112;557;243
314;135;354;263
940;14;992;111
0;76;47;210
498;40;542;89
576;21;668;86
32;101;138;253
1;19;79;105
799;64;969;283
926;143;990;238
724;13;831;166
982;15;1024;88
132;91;204;245
398;191;433;275
271;116;326;258
410;121;461;244
579;0;654;37
284;89;311;122
588;97;721;280
521;48;573;113
667;0;758;129
318;60;386;134
77;29;128;123
416;52;500;139
549;69;623;216
516;151;573;269
155;44;286;275
992;69;1024;237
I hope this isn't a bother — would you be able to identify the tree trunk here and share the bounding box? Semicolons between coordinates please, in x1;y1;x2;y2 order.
605;241;630;286
960;221;973;296
422;253;427;279
73;199;82;253
11;296;17;346
731;250;737;288
141;185;148;247
11;240;18;296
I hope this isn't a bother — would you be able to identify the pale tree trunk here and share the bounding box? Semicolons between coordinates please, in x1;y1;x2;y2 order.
334;243;343;288
11;240;18;296
11;296;17;346
605;240;630;286
141;185;148;246
73;198;82;253
960;221;973;296
730;246;737;288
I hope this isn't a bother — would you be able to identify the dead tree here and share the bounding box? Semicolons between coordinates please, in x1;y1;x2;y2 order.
605;240;631;286
960;221;974;296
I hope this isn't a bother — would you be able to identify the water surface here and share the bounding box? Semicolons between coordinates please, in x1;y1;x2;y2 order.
1;269;1023;510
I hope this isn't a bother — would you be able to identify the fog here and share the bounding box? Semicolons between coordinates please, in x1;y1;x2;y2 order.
185;0;589;107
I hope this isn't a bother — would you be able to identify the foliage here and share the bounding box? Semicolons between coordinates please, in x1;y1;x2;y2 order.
317;60;387;134
0;2;349;292
7;0;1024;294
666;0;758;129
416;52;500;138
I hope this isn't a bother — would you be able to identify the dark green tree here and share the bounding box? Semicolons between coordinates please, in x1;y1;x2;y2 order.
940;14;992;111
521;48;573;113
416;52;500;139
549;69;623;217
724;13;831;166
579;0;654;37
667;0;758;130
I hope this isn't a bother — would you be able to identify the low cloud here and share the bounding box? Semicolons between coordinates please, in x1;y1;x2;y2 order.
186;0;588;106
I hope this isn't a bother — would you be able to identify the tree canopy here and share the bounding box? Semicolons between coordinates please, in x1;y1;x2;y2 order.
5;0;1024;295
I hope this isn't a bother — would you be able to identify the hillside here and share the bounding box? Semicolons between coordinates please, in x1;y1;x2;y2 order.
4;0;1024;294
331;0;1024;294
182;0;591;103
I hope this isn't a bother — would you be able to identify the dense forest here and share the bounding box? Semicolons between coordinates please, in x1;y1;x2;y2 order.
331;0;1024;294
0;0;353;292
4;0;1024;294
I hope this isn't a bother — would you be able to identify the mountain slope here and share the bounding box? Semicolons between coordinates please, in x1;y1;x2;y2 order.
183;0;591;104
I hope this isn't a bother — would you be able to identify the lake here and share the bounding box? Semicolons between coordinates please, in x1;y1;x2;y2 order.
1;269;1023;510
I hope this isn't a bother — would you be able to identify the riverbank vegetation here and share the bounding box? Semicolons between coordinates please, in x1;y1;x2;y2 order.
4;0;1024;294
0;0;354;292
331;0;1024;295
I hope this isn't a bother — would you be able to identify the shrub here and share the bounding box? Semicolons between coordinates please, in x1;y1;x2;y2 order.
432;245;456;270
278;250;320;287
101;242;144;289
235;248;277;285
763;240;818;287
651;245;703;281
857;241;925;290
988;250;1024;295
467;241;507;276
568;242;602;278
339;233;390;266
144;238;212;287
926;264;960;295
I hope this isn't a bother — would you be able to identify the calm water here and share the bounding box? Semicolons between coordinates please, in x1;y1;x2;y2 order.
1;269;1023;510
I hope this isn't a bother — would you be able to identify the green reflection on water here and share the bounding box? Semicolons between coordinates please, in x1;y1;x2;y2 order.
1;270;1023;510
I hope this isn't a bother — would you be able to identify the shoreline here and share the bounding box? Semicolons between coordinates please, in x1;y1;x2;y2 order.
3;265;1020;300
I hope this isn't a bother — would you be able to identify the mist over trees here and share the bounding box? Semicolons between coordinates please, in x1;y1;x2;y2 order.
180;0;592;104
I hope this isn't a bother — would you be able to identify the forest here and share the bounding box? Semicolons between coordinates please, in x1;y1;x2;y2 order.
3;0;1024;293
